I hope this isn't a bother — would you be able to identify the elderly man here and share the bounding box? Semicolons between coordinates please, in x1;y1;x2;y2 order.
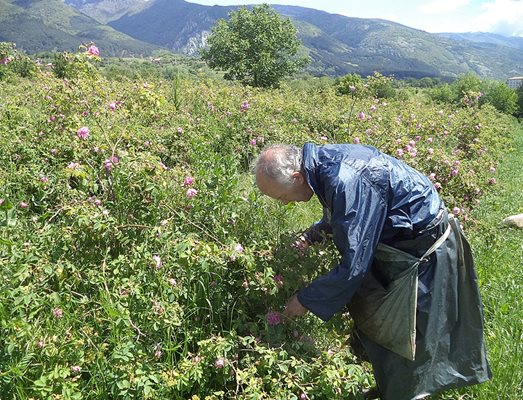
253;143;491;400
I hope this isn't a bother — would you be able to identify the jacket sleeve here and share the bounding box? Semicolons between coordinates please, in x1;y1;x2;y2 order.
302;207;333;244
297;173;388;321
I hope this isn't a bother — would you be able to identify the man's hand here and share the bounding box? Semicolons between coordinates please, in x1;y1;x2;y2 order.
291;235;310;255
282;294;308;321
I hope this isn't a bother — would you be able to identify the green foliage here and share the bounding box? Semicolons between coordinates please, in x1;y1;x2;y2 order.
201;4;309;88
516;84;523;118
427;72;520;116
0;46;519;399
480;80;518;115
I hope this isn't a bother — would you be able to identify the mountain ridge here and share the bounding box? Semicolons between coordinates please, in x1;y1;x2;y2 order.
1;0;522;80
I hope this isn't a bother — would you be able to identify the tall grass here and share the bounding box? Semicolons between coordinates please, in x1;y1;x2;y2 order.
440;122;523;399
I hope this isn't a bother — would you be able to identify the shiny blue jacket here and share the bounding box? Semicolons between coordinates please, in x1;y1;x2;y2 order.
297;143;443;321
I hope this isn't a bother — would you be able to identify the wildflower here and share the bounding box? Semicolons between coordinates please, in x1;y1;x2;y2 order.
168;278;177;286
451;168;459;177
428;148;434;154
183;176;195;186
428;173;436;181
153;255;162;269
489;166;496;173
434;182;442;190
396;149;404;158
214;357;225;368
358;111;366;120
353;137;360;144
71;365;81;374
159;161;169;171
76;126;90;140
104;156;119;171
240;101;250;112
300;393;309;400
0;199;3;206
370;105;377;112
266;311;282;326
273;274;284;288
426;137;433;143
242;280;249;289
452;207;461;215
155;349;162;359
186;188;197;199
86;45;99;57
177;126;183;133
19;201;28;209
249;139;257;146
52;307;63;318
109;102;117;111
488;178;497;185
235;243;244;253
37;340;45;349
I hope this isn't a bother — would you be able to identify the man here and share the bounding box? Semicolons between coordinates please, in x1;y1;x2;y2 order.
253;143;491;400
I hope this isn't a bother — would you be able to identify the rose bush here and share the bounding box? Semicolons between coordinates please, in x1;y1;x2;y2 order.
0;43;513;398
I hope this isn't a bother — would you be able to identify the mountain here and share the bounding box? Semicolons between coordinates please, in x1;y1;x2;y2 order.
0;0;161;56
3;0;523;80
437;32;523;51
69;0;523;80
63;0;152;23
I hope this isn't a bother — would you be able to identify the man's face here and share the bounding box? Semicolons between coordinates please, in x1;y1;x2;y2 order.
256;171;314;205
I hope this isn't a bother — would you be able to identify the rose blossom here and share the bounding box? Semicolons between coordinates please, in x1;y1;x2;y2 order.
76;126;90;140
214;357;225;368
266;311;282;326
186;188;197;199
87;45;99;56
183;176;194;186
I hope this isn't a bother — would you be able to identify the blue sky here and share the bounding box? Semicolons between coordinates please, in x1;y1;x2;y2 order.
187;0;523;36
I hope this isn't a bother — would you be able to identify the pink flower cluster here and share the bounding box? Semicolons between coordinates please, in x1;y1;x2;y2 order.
104;156;119;171
240;101;250;112
77;126;90;140
86;45;99;57
266;311;282;326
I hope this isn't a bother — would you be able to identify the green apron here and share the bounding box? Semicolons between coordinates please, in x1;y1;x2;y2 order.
349;215;491;399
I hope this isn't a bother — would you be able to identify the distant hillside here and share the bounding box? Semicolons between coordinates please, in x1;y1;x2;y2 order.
0;0;161;56
437;32;523;52
64;0;152;23
101;0;523;79
2;0;522;80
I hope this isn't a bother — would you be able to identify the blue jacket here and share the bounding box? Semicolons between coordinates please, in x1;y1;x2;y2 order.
297;143;443;321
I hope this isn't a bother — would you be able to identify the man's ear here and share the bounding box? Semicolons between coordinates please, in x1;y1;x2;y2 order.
291;171;304;183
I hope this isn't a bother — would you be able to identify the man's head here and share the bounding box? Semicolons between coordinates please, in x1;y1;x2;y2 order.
253;144;314;205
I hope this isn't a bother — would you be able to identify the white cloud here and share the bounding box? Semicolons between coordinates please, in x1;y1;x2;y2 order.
474;0;523;36
419;0;470;14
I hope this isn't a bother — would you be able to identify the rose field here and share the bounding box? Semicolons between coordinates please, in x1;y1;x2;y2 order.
0;45;522;399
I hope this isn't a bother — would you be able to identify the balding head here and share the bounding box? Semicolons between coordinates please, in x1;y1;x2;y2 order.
253;144;314;204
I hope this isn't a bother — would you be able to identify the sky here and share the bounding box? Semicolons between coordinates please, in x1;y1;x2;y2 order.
186;0;523;37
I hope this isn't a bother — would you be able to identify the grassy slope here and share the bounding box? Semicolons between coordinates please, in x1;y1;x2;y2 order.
443;121;523;399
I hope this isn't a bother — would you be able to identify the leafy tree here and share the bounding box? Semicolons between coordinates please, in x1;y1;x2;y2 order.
201;4;309;88
480;80;518;115
516;84;523;118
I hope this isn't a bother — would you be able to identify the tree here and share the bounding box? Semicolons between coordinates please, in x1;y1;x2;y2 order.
200;4;309;88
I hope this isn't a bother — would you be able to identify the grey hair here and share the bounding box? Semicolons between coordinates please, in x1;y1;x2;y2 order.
252;144;302;186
